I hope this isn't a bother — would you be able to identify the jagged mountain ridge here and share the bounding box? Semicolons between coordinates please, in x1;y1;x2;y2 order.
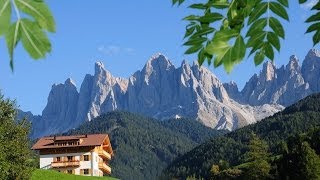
224;49;320;106
26;53;281;138
23;49;320;138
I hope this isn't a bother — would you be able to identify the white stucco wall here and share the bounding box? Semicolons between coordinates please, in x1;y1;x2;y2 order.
40;151;102;176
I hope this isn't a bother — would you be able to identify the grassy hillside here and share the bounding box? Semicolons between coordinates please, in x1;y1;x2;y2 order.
31;169;117;180
165;93;320;179
63;111;223;180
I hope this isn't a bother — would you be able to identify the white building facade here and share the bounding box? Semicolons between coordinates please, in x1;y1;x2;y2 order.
32;134;113;177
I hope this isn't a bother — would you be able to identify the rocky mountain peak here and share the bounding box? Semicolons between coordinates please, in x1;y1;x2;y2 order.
286;55;300;72
65;78;76;87
145;53;174;71
95;61;105;73
261;61;276;81
306;49;320;58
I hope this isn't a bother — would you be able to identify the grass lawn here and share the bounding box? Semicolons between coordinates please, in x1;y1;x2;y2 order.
31;169;118;180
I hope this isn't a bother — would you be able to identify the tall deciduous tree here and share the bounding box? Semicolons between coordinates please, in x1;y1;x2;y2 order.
0;93;32;180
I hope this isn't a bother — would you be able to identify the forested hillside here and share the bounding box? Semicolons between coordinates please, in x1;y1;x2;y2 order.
165;93;320;179
63;111;222;180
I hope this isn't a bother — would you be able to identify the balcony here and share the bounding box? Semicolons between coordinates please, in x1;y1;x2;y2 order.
98;150;111;160
51;160;80;168
99;162;111;174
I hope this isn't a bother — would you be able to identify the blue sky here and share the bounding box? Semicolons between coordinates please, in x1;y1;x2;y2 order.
0;0;318;115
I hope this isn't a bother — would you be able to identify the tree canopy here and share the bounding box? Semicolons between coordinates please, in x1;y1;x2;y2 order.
173;0;320;72
0;93;33;179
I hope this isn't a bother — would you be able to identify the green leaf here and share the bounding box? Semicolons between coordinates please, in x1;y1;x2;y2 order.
20;19;51;59
254;51;265;65
246;18;267;37
306;22;320;33
311;2;320;10
212;29;239;42
222;48;234;73
207;0;229;9
189;3;207;9
269;17;285;38
306;12;320;23
0;0;11;36
267;32;280;51
249;41;264;56
191;27;215;37
232;35;246;63
213;47;231;68
269;2;289;21
198;48;205;65
277;0;288;7
264;43;274;60
172;0;177;5
248;2;268;24
15;0;56;32
5;21;21;70
185;44;203;54
184;37;207;46
313;30;320;46
183;15;199;21
247;31;266;48
199;13;224;23
178;0;184;5
184;25;196;38
298;0;307;4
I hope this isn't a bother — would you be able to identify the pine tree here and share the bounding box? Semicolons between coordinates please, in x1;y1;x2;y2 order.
243;133;271;180
299;142;320;179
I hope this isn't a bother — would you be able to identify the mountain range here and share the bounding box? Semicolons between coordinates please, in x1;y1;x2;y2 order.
22;49;320;138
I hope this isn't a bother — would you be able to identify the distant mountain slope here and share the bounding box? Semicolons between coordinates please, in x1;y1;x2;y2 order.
164;93;320;179
63;111;223;180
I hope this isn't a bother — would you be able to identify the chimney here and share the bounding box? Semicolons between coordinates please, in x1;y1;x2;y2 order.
53;136;56;141
85;134;88;138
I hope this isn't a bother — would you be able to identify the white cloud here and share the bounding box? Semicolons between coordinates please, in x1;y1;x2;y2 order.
98;45;135;56
301;0;318;10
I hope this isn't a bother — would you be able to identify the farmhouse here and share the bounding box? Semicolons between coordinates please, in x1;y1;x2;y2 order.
32;134;113;176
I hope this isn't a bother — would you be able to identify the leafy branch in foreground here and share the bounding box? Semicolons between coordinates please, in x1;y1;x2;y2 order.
173;0;320;73
0;0;55;70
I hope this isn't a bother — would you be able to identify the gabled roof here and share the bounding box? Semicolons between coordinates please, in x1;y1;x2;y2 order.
31;134;110;150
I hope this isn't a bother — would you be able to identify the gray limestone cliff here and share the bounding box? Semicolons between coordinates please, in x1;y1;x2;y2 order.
28;50;320;138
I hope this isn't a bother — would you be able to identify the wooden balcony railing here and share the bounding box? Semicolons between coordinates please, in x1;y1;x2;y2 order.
51;160;80;168
98;150;111;160
99;162;111;174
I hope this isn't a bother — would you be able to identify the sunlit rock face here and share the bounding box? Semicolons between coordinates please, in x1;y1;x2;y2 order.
234;50;319;107
30;49;320;137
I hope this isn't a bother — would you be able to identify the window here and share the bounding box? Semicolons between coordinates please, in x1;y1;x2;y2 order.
56;157;61;162
84;155;89;161
83;169;89;175
67;156;73;161
67;170;72;174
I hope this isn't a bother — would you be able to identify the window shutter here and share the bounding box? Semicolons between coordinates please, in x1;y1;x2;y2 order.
89;168;92;175
72;169;75;174
80;169;83;175
80;155;84;161
88;155;91;161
